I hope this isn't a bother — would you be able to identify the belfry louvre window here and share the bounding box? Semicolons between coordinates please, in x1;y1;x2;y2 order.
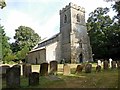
64;15;67;23
77;14;80;22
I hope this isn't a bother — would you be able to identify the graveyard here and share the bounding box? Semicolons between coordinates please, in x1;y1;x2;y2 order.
1;61;119;89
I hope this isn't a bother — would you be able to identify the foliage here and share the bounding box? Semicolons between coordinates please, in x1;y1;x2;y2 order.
12;26;41;61
87;7;120;59
0;0;6;9
0;24;15;63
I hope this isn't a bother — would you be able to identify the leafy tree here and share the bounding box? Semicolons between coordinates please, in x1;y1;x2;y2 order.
87;7;113;59
0;24;15;63
0;0;6;9
12;26;41;61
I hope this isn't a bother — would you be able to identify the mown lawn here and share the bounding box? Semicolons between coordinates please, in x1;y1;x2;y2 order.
2;64;119;88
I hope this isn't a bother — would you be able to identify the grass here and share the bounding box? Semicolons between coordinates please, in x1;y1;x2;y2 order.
2;63;119;88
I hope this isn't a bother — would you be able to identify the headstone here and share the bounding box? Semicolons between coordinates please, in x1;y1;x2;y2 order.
49;61;58;75
63;64;70;75
23;64;32;77
85;63;92;73
103;60;108;70
117;61;120;69
6;65;20;88
29;72;39;86
96;65;101;72
75;64;84;74
111;61;116;69
40;63;48;76
109;58;112;68
1;65;10;79
97;60;101;66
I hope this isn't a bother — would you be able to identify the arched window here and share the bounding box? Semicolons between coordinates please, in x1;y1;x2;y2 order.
77;14;80;22
64;15;67;23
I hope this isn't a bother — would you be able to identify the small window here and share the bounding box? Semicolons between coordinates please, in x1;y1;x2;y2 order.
64;15;67;23
77;14;80;22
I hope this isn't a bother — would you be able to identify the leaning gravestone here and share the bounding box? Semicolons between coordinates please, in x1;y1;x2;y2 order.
49;61;58;75
6;65;20;88
63;64;70;75
96;65;101;72
40;63;48;76
85;63;92;73
111;61;116;69
75;64;84;74
23;64;32;77
29;72;39;86
103;60;108;70
117;61;120;69
1;65;10;79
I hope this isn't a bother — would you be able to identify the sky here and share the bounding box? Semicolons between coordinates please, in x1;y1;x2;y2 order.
0;0;115;43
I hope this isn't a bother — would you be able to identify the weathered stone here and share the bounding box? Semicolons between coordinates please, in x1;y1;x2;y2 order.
117;61;120;69
0;65;10;79
40;63;48;76
85;63;92;73
49;61;58;75
96;65;101;72
109;58;113;68
103;60;109;70
63;64;70;75
97;60;101;66
29;72;39;86
111;61;116;69
23;64;32;77
6;65;20;88
75;64;84;74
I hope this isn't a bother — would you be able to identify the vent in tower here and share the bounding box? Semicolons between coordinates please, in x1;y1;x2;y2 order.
64;14;67;23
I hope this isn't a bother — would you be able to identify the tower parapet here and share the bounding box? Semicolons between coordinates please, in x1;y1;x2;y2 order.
60;2;85;14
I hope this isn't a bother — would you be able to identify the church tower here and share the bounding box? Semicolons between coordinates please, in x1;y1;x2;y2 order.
60;3;93;63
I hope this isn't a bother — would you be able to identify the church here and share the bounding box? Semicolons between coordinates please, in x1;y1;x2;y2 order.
26;2;93;64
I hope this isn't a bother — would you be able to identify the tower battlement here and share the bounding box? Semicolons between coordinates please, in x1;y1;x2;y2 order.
60;2;85;14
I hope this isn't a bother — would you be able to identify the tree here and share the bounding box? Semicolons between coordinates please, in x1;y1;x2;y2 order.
12;26;41;61
87;7;113;59
0;24;15;63
0;0;6;9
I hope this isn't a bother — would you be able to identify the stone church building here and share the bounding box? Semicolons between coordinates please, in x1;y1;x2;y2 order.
27;3;93;64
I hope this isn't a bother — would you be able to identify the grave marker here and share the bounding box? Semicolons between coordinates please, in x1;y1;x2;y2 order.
111;61;116;69
49;61;58;75
75;64;84;74
40;63;48;76
85;63;92;73
63;64;70;75
96;65;101;72
23;64;31;77
103;60;108;70
6;65;20;88
29;72;39;86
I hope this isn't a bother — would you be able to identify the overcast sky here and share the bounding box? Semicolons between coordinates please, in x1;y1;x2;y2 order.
0;0;115;43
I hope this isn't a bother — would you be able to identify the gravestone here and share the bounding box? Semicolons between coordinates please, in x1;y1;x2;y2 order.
29;72;39;86
103;60;108;70
75;64;84;74
96;65;101;72
23;64;32;77
85;63;92;73
49;61;58;75
40;63;48;76
117;61;120;69
109;58;112;68
6;65;20;88
97;60;101;66
63;64;70;75
1;65;10;79
111;61;116;69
